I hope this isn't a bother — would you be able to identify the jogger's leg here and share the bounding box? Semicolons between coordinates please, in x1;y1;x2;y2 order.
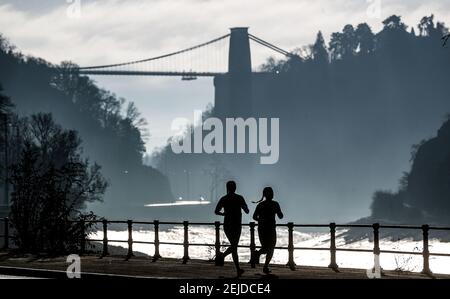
223;245;233;257
224;225;243;275
231;244;240;269
264;247;274;268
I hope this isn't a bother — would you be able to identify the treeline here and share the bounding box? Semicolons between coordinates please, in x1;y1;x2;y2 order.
0;35;173;219
262;14;448;70
0;37;146;168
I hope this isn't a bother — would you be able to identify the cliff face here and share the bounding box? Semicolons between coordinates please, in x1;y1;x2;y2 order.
405;120;450;222
366;119;450;225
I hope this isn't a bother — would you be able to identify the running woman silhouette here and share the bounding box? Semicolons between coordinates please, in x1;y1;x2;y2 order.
251;187;283;274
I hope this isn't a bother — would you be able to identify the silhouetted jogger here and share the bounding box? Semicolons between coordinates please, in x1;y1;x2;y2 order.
214;180;249;277
251;187;283;274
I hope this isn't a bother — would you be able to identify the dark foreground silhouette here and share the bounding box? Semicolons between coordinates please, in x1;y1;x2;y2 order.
251;187;284;274
214;183;285;276
214;181;249;277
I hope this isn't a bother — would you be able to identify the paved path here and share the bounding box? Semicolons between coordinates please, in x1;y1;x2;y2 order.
0;254;448;279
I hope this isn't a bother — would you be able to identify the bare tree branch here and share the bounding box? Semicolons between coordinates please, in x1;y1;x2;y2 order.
443;33;450;47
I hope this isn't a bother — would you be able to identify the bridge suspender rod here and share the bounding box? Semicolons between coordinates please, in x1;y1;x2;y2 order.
78;33;231;71
248;34;294;58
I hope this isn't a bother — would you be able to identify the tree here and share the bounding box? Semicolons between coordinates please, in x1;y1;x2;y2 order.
444;33;450;46
329;32;344;61
126;101;149;142
418;15;435;36
51;61;80;100
382;15;407;31
355;23;375;54
260;56;288;72
341;24;358;57
329;25;358;61
311;31;329;64
9;113;107;254
0;84;12;114
0;86;12;185
0;34;15;54
418;14;449;41
377;15;410;52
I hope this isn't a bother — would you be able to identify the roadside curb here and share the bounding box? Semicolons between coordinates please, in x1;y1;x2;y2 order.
0;265;156;279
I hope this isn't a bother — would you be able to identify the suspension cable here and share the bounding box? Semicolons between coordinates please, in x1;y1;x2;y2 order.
248;34;295;58
78;34;231;70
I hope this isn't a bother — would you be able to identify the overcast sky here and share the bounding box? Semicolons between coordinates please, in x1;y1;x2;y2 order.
1;0;449;153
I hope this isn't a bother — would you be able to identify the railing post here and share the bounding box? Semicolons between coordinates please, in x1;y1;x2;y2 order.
372;223;380;256
79;219;86;255
182;221;190;264
102;219;109;257
126;220;134;259
328;222;339;271
3;217;9;250
249;222;256;268
372;223;381;273
372;223;383;277
286;222;296;270
421;224;432;275
152;220;161;262
214;221;221;266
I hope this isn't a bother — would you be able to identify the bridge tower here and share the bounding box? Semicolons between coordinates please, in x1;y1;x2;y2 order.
228;27;252;75
215;27;253;118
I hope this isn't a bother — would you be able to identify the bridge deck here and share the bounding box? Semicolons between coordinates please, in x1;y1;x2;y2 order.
0;253;448;279
77;70;224;77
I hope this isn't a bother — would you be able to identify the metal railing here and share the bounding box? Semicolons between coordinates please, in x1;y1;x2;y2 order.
1;217;450;275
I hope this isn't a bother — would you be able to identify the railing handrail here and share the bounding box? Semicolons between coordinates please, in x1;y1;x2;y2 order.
3;217;444;229
1;217;449;275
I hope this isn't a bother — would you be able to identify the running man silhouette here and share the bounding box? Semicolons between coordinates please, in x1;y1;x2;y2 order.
214;180;249;277
251;187;283;274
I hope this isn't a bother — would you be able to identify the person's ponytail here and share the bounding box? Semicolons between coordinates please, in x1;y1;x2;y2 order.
252;195;265;204
253;187;273;204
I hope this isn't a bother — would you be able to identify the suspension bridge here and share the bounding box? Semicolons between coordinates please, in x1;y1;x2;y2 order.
76;27;296;80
